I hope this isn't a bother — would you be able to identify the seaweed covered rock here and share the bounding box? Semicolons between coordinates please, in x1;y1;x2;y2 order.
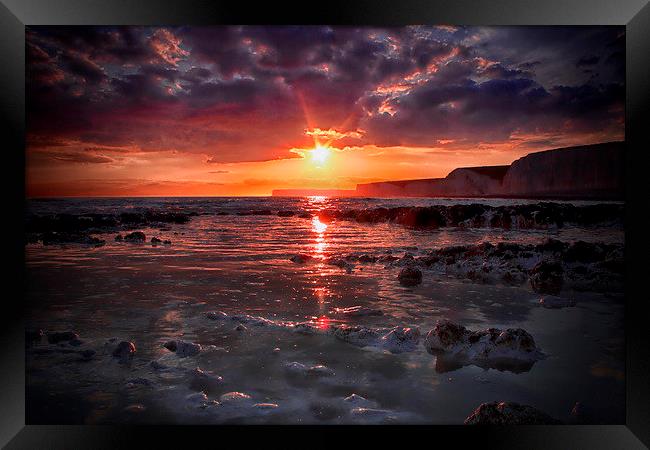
111;341;136;362
424;320;543;368
124;231;146;243
163;339;201;357
529;260;564;294
398;266;422;286
290;254;313;264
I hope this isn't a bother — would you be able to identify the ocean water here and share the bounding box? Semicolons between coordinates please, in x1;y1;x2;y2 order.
25;197;625;424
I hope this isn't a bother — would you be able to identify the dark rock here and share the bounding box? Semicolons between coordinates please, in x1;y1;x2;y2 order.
189;367;224;393
163;340;201;357
163;240;172;245
112;341;136;361
290;254;312;264
278;210;295;217
424;320;543;372
398;266;422;286
151;237;162;245
42;231;105;247
529;260;564;295
115;235;123;241
358;254;378;263
124;231;146;242
46;331;79;344
465;401;560;424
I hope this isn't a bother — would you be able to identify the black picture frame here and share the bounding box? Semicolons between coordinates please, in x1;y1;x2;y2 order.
1;0;649;448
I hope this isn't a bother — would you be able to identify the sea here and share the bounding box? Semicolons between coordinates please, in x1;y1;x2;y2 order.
25;197;625;424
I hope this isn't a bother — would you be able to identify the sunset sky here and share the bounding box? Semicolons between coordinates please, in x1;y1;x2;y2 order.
26;26;625;197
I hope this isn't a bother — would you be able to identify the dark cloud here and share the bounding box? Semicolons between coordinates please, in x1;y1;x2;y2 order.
26;25;625;164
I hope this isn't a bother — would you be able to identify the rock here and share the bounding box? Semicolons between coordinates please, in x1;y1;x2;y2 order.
253;403;279;410
115;235;123;241
205;311;228;320
325;257;355;272
333;325;382;348
163;240;172;245
464;401;560;424
151;237;162;245
529;260;564;295
235;324;247;332
272;347;281;354
150;360;171;371
41;231;106;247
46;331;79;344
398;266;422;286
124;404;146;413
186;392;214;408
380;327;420;353
124;231;146;242
292;322;320;335
539;295;576;309
68;339;83;347
333;306;383;317
358;254;378;263
284;362;335;377
112;341;136;361
343;394;378;409
424;320;543;369
277;210;295;217
163;340;201;357
219;392;252;405
290;253;313;264
189;367;223;393
308;365;336;377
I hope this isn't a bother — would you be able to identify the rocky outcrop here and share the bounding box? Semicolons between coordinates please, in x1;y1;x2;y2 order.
124;231;146;242
424;320;543;371
163;339;202;357
317;202;623;230
529;260;564;295
398;266;423;286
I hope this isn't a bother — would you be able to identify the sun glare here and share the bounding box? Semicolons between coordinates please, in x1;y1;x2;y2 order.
310;145;330;165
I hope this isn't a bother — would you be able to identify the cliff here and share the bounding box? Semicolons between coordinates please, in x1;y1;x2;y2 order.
354;142;624;199
356;166;508;198
355;178;445;197
501;142;625;199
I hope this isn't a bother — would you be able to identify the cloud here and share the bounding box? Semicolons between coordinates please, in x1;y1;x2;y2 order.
26;25;625;174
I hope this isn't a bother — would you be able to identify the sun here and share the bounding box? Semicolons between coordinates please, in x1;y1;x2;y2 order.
310;145;330;165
